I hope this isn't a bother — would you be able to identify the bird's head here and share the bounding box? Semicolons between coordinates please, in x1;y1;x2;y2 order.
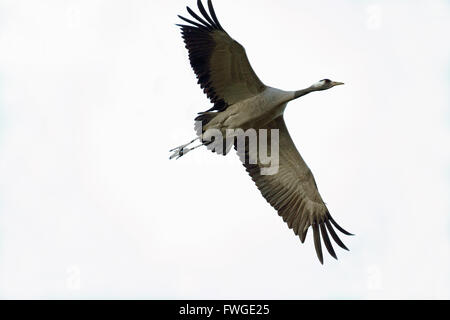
311;79;345;91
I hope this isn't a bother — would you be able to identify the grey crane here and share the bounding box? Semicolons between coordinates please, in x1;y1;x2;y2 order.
170;0;353;264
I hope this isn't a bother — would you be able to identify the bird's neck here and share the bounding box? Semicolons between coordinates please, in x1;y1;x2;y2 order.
293;87;316;100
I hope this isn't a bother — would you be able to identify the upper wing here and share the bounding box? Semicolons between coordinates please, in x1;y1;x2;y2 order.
237;116;353;264
177;0;266;112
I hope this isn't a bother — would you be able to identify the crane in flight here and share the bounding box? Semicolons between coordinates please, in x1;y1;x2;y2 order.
170;0;353;264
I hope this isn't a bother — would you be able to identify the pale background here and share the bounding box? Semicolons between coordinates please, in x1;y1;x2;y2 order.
0;0;449;299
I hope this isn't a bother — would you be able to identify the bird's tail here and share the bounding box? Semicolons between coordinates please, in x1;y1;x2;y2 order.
196;112;237;156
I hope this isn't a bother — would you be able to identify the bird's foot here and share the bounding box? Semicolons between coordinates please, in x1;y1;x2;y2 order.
169;138;201;160
169;146;192;160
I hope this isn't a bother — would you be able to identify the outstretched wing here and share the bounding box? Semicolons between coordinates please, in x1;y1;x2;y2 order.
177;0;266;112
237;116;353;264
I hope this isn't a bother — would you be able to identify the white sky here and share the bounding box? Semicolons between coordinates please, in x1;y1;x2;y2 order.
0;0;449;299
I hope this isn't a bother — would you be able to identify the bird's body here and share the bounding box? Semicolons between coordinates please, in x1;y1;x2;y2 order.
171;0;353;264
202;87;292;136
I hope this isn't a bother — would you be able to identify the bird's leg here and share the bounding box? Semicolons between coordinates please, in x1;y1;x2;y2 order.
169;137;201;160
169;137;199;152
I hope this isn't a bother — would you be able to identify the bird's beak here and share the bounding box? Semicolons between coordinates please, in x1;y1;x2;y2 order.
331;81;345;87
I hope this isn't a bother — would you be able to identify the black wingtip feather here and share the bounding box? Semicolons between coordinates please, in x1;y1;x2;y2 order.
325;220;349;251
312;223;324;264
330;218;354;236
320;222;337;260
187;6;212;29
178;1;223;32
326;212;354;236
197;0;218;29
207;0;225;31
178;15;208;30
